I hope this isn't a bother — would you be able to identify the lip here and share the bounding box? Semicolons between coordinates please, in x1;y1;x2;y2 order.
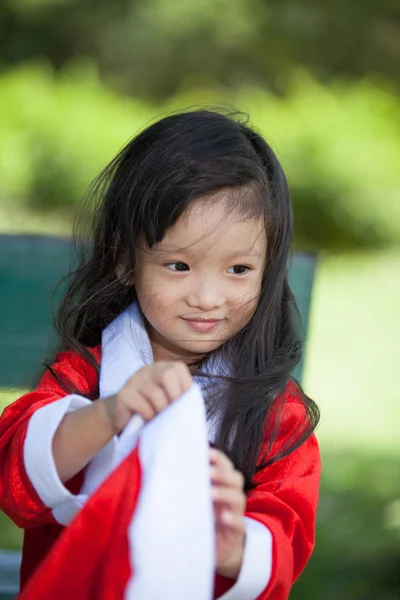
181;317;224;332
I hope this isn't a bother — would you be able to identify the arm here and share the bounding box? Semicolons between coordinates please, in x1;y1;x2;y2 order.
51;397;116;483
214;401;321;600
0;352;192;528
0;349;104;528
52;360;192;483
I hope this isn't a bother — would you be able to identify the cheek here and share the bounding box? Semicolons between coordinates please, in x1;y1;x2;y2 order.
232;279;262;309
136;285;166;317
136;265;187;305
229;280;262;326
135;267;166;299
134;270;176;321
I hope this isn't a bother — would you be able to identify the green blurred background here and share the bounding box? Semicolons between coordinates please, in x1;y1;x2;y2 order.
0;0;399;598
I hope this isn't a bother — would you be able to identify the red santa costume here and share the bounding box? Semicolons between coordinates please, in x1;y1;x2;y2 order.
0;302;321;600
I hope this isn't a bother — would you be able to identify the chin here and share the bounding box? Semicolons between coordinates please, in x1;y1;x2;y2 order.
177;340;225;355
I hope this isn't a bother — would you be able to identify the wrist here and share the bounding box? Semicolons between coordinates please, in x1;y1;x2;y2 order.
216;534;245;580
98;395;124;436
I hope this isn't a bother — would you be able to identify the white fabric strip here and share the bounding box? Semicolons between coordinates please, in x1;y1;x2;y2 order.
23;395;96;525
124;383;214;600
219;517;273;600
99;302;153;399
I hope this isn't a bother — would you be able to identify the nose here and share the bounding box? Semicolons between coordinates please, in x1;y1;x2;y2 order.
186;274;224;312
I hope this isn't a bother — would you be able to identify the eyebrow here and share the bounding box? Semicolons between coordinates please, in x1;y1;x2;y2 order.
152;247;263;259
228;250;262;258
152;246;262;258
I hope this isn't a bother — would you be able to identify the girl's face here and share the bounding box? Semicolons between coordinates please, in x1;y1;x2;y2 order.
133;194;267;364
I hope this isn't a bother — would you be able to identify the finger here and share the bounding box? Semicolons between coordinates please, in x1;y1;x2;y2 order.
152;363;186;400
141;383;170;413
165;363;192;401
157;368;185;404
209;448;235;472
133;394;157;422
210;466;245;491
218;510;246;534
211;487;246;512
173;362;192;394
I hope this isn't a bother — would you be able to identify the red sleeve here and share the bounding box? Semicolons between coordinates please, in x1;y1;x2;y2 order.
215;384;321;600
0;347;100;529
248;425;320;597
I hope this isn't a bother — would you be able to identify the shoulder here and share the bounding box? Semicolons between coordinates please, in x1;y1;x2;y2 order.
260;379;319;465
54;345;102;373
269;379;310;430
279;379;304;405
36;345;102;397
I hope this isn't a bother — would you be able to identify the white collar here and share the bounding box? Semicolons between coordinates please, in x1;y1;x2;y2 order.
99;303;153;399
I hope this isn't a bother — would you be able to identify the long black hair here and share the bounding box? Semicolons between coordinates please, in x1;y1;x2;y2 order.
50;108;319;490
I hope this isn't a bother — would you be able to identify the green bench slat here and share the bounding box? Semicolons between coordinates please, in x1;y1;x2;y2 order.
0;235;72;388
0;552;21;599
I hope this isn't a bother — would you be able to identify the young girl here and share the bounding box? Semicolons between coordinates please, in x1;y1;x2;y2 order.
0;109;320;599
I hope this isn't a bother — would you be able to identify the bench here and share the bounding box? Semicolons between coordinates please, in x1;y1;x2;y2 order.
0;233;317;598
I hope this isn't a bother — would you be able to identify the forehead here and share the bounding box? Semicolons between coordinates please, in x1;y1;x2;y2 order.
158;195;267;255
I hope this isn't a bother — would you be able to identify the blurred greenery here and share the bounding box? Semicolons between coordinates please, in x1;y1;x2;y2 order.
1;0;399;100
0;64;399;250
292;452;400;600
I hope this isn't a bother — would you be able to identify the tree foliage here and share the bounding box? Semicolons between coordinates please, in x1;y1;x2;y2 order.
1;0;399;100
1;64;399;250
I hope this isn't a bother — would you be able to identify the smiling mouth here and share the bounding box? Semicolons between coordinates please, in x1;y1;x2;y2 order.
181;317;224;332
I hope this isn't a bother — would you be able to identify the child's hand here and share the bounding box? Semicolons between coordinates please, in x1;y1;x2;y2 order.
101;362;192;434
210;448;246;580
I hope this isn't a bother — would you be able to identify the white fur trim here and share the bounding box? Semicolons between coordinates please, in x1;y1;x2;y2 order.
125;383;214;600
99;303;153;399
219;517;273;600
79;432;119;498
24;394;120;525
24;395;91;525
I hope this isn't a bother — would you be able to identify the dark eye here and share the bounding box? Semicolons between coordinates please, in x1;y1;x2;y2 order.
166;262;190;272
228;265;250;275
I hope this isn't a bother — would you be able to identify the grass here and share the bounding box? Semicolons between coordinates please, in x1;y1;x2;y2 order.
304;251;400;454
